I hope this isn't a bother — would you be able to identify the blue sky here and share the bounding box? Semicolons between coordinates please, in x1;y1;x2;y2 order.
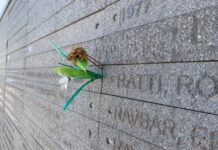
0;0;9;18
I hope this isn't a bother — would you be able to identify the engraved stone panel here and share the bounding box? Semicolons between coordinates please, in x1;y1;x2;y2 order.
8;35;27;54
100;94;218;150
7;0;27;39
54;0;106;30
8;25;27;49
23;116;63;150
103;63;218;114
6;81;64;150
0;0;218;149
24;35;102;69
103;0;218;35
26;0;108;45
7;72;100;120
6;54;25;68
101;7;218;64
99;124;162;150
25;5;218;65
60;129;96;150
27;0;57;32
6;67;102;93
62;110;99;149
4;85;43;150
27;9;104;49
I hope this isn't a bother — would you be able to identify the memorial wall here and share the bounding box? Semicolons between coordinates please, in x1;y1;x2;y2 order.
0;0;217;149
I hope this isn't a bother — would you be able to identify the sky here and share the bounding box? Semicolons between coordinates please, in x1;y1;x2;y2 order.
0;0;9;18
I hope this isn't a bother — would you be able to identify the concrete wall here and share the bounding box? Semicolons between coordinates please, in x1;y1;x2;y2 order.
0;0;217;149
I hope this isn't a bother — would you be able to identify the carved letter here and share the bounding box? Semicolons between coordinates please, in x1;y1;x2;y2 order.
135;0;143;17
139;112;150;131
127;109;139;127
149;115;161;134
196;75;218;98
191;126;210;149
127;75;136;89
127;5;134;19
177;75;196;98
119;7;126;26
118;74;127;88
191;14;198;44
144;0;151;13
118;107;128;122
162;119;175;137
